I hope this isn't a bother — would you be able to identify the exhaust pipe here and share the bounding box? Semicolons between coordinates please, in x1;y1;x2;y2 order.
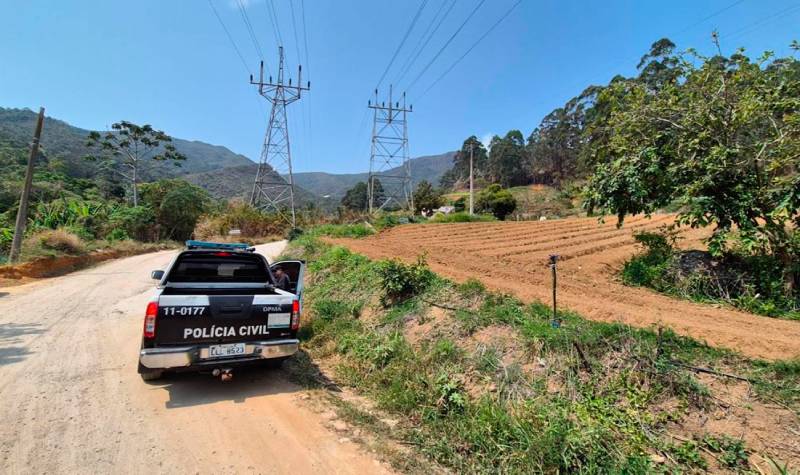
212;368;234;382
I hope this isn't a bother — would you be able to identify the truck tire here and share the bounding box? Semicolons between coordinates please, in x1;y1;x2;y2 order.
138;363;163;381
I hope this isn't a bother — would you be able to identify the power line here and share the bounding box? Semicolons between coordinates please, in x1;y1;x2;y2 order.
264;0;284;47
300;0;311;71
420;0;522;99
395;0;458;85
375;0;430;89
235;0;265;61
676;0;748;34
207;0;253;76
289;0;303;65
722;3;800;41
405;0;487;93
270;0;284;46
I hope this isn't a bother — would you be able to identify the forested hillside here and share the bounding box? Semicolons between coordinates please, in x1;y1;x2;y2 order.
0;108;255;179
291;151;455;199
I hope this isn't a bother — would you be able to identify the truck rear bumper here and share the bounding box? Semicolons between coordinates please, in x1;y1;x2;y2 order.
139;339;299;370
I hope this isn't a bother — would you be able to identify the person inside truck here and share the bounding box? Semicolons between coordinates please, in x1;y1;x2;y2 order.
273;266;290;291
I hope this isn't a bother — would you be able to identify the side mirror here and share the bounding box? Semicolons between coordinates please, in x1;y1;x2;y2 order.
151;270;165;281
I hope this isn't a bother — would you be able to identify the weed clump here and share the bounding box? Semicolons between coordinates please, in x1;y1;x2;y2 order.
376;257;435;305
23;228;86;257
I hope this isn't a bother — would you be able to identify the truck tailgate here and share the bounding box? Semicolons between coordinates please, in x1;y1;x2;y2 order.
153;294;295;345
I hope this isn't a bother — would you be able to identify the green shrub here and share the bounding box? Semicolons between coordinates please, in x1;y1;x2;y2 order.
106;228;130;241
106;205;155;241
429;212;494;223
376;257;435;305
476;184;517;220
287;227;304;241
0;226;13;254
310;224;374;238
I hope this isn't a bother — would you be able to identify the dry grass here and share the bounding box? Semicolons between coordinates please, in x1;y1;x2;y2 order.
23;228;86;258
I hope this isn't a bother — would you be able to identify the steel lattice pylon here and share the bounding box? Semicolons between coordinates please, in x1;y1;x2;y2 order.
250;47;309;227
368;86;413;213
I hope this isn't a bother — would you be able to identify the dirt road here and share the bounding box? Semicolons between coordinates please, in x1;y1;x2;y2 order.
0;242;390;475
331;216;800;361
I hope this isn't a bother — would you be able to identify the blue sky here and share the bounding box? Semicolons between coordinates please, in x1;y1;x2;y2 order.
1;0;798;173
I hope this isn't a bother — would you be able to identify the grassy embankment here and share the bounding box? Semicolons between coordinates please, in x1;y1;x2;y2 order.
283;225;800;474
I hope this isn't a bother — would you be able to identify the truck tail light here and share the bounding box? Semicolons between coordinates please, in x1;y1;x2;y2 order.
143;301;158;338
291;299;300;330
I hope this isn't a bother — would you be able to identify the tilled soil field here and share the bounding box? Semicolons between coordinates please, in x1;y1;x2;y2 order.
330;215;800;361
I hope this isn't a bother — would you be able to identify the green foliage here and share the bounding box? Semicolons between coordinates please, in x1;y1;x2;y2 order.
440;136;488;189
340;180;384;211
139;179;210;240
452;196;466;212
85;120;186;206
106;205;155;241
284;234;800;474
428;211;495;223
308;223;374;238
375;257;435;305
623;229;800;319
486;130;529;188
702;435;749;469
412;180;444;213
585;43;800;292
475;184;517;220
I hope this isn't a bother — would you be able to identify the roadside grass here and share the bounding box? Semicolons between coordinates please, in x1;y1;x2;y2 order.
286;227;800;474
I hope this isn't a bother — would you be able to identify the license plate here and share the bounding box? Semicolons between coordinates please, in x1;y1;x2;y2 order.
208;343;246;358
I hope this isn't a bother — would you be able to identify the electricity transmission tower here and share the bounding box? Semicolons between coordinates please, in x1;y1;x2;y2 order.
250;46;309;227
368;85;413;213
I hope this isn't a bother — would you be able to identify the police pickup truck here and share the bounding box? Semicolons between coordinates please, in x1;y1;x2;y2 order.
138;241;304;381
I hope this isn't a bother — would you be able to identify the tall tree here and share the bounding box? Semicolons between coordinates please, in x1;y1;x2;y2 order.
85;121;185;206
585;46;800;292
412;180;444;213
440;136;488;189
340;180;384;211
487;130;528;187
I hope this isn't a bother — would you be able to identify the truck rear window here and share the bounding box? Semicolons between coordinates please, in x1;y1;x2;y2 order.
167;253;270;283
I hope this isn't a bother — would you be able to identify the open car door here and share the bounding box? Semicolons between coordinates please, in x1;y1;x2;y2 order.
270;260;305;308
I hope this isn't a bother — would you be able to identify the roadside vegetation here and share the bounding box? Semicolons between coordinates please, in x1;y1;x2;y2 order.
286;227;800;474
624;230;800;320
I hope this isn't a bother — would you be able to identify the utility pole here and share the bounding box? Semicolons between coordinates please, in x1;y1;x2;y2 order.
9;107;45;264
469;143;474;215
368;85;413;213
250;46;309;228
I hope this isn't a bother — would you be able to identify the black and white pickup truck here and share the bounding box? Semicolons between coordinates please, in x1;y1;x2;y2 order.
138;241;304;381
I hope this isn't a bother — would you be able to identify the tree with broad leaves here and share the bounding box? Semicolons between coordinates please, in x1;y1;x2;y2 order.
85;121;186;206
585;44;800;294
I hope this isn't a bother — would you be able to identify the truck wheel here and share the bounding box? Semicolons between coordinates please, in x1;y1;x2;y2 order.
138;363;164;381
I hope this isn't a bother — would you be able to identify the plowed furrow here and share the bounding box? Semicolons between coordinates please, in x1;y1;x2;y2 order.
329;215;800;361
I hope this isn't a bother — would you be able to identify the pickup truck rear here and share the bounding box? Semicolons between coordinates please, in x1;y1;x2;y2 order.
137;241;305;381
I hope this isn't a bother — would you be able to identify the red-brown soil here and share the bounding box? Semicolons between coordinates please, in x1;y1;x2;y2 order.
329;215;800;361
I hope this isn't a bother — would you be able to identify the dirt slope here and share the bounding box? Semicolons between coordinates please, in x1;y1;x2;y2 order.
330;216;800;361
0;242;391;474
